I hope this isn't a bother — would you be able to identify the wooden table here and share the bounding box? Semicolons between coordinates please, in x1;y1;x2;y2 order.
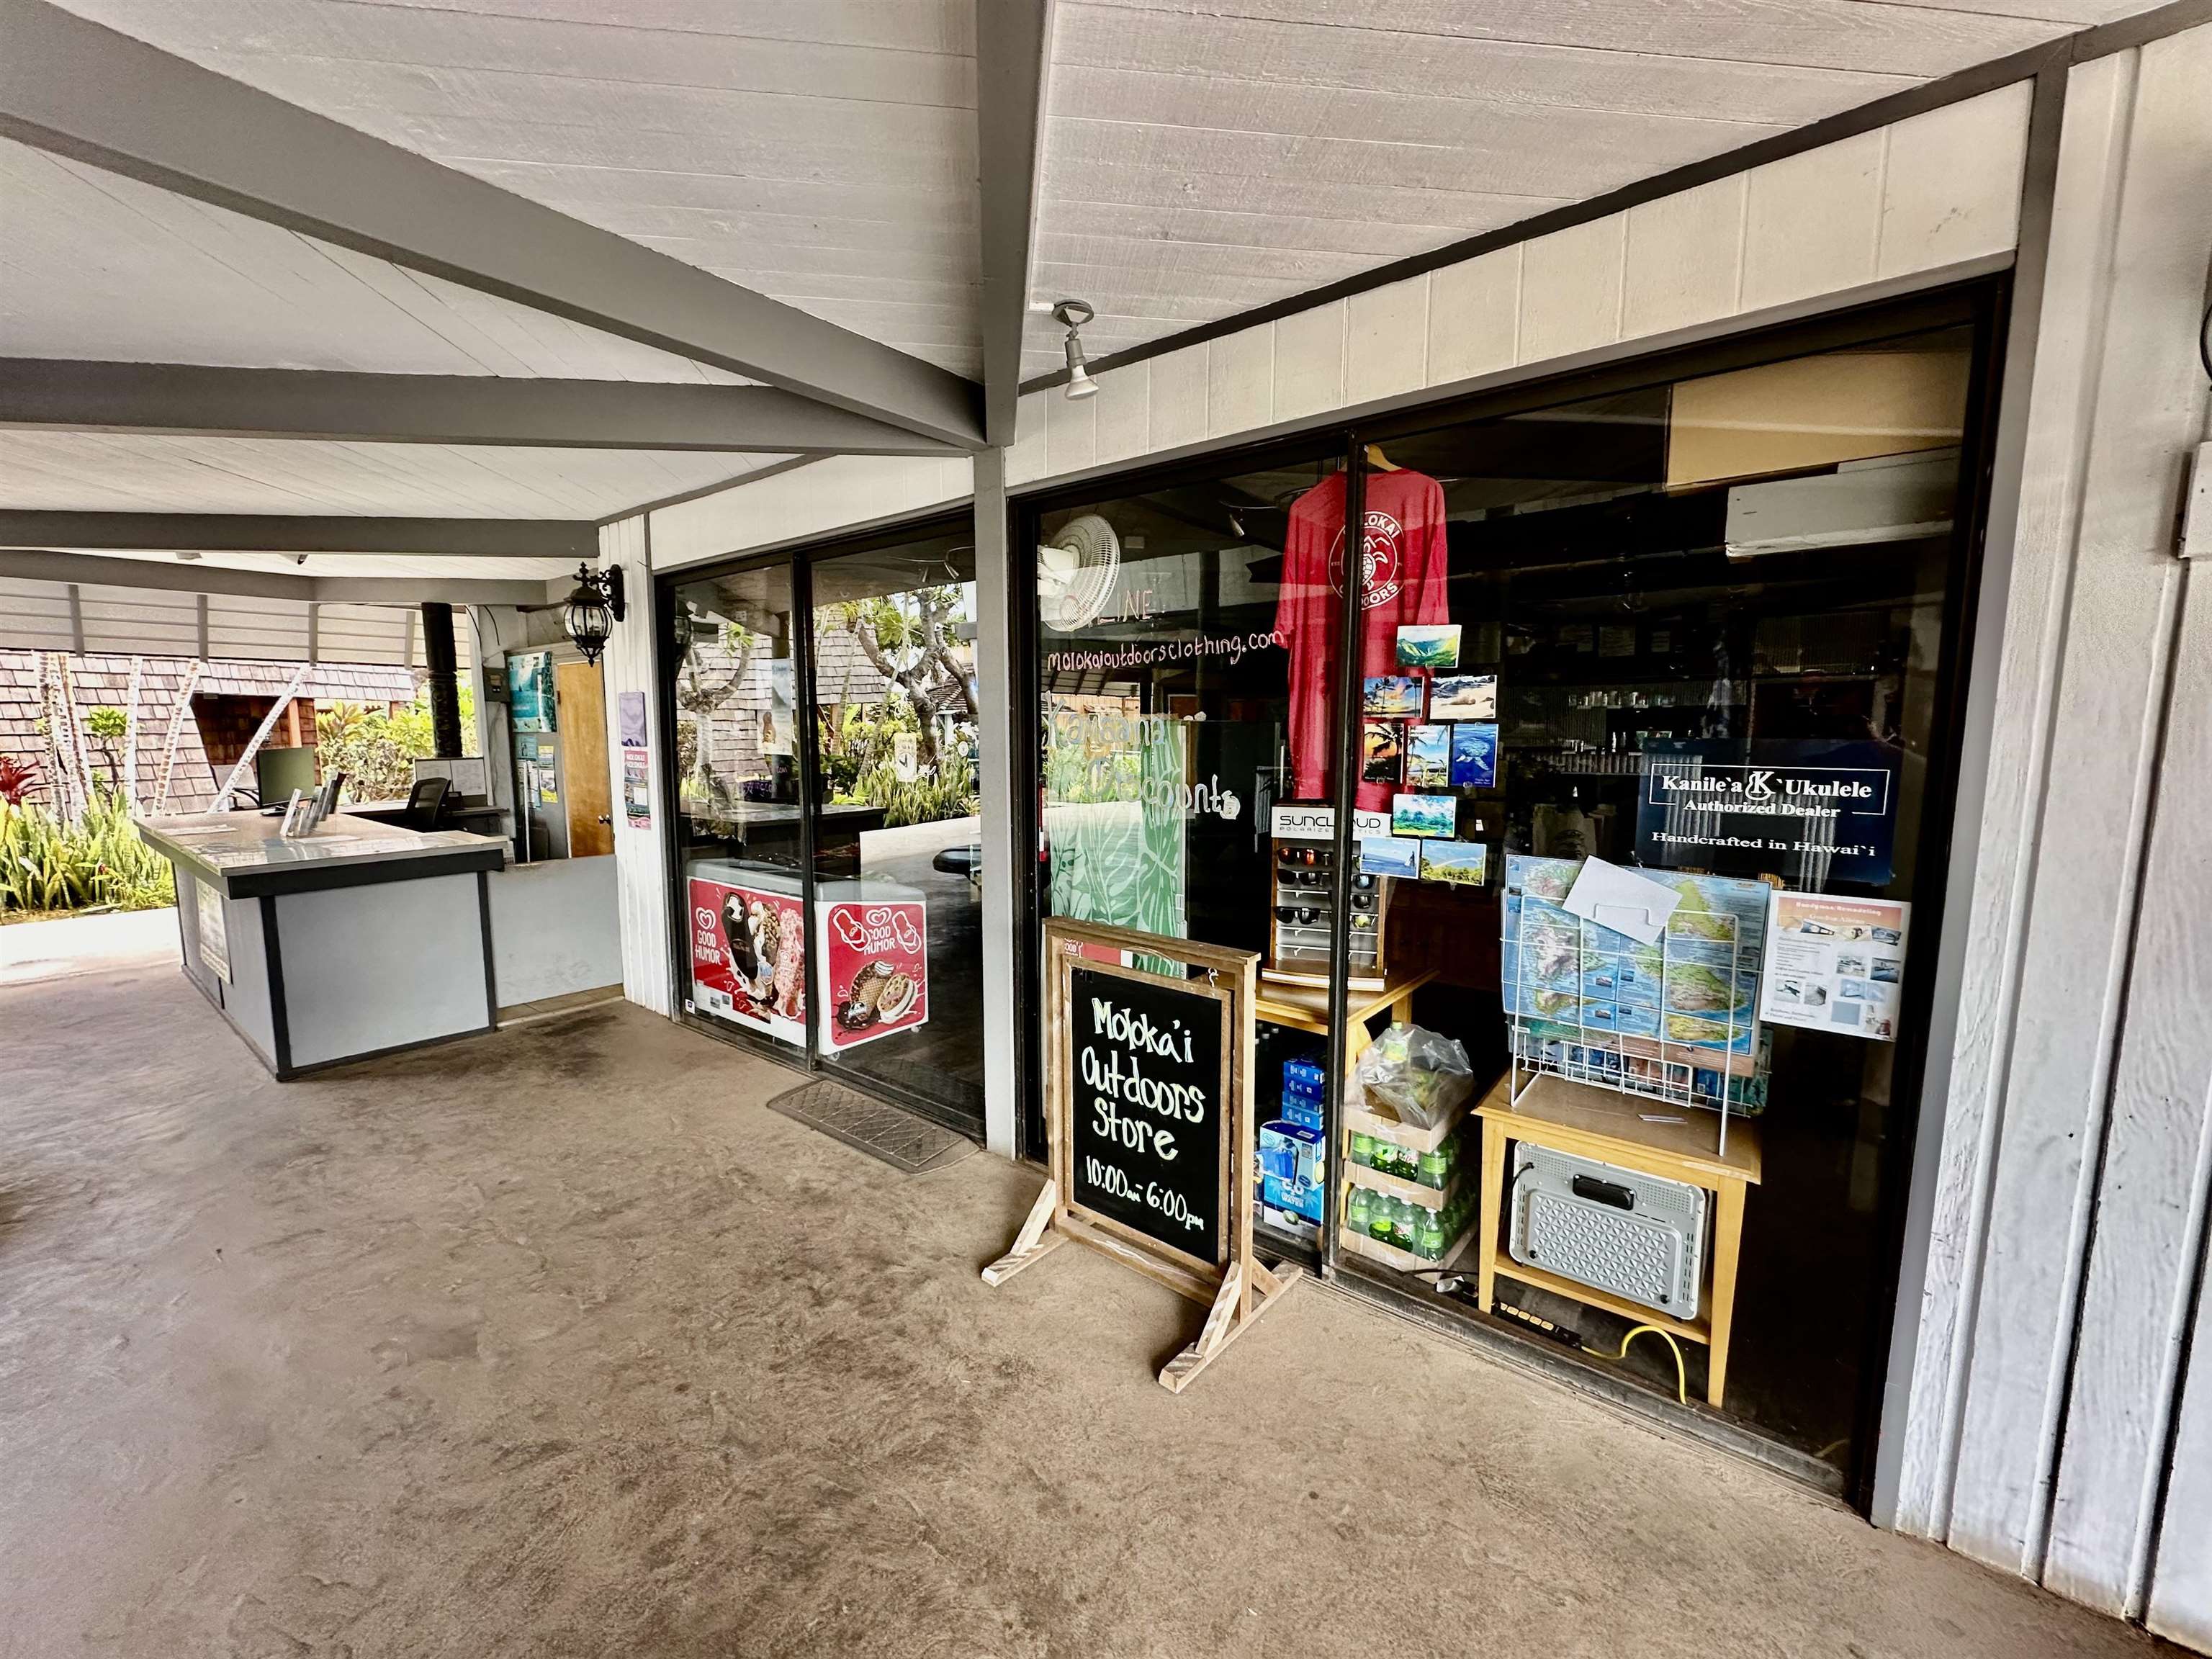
1472;1071;1763;1408
1254;968;1437;1064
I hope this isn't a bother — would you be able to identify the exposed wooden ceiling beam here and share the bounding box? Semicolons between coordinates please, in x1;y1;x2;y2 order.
0;511;596;559
0;547;552;604
0;360;961;454
976;0;1054;448
0;0;984;449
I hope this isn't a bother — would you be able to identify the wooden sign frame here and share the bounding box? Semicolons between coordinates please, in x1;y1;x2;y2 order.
984;917;1298;1393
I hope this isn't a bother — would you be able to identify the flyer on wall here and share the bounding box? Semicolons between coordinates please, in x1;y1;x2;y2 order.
1758;891;1911;1042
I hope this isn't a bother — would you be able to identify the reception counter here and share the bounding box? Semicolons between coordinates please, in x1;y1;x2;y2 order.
140;811;510;1079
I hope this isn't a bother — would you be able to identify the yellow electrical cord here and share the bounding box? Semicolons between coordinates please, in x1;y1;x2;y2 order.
1615;1323;1689;1406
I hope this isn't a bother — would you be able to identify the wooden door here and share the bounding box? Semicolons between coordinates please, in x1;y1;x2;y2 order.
554;660;613;858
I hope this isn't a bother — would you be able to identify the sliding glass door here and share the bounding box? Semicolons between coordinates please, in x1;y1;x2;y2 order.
668;562;808;1052
807;528;983;1123
662;517;984;1133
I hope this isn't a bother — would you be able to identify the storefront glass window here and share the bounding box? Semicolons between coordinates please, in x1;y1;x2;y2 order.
1344;323;1979;1469
1024;305;1992;1485
809;532;983;1120
1034;449;1352;1236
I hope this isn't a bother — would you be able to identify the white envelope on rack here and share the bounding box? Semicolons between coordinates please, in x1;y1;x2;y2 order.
1563;856;1680;946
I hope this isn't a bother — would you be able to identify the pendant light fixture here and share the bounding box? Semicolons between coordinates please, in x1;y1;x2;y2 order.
562;561;626;666
1054;300;1098;400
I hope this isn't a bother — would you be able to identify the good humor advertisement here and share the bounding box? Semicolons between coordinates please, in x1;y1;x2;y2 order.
1758;891;1910;1042
816;895;930;1052
687;875;806;1046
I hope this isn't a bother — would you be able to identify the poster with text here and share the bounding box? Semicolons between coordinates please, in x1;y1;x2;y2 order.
194;878;230;984
687;875;805;1046
622;747;652;829
817;896;930;1051
508;651;555;733
1638;739;1901;886
1759;891;1910;1042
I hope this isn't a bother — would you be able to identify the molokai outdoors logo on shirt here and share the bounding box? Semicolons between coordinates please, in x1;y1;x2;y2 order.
1327;511;1405;609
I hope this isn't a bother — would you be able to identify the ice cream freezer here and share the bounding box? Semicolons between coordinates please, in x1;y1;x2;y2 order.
684;860;929;1053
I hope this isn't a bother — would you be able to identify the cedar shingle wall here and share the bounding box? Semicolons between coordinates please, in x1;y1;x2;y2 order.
0;650;418;813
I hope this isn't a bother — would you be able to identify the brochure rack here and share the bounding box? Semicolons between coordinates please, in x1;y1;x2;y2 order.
1503;896;1755;1159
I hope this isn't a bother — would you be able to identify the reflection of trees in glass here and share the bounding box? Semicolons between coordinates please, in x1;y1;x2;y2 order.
674;617;756;821
830;587;977;770
1046;703;1187;950
817;585;979;826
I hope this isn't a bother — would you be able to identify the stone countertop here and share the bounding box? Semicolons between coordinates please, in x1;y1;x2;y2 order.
139;811;509;899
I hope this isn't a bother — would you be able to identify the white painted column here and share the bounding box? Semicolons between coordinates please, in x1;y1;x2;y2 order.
974;448;1020;1156
598;514;672;1017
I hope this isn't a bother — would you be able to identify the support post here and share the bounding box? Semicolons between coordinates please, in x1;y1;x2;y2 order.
421;601;462;759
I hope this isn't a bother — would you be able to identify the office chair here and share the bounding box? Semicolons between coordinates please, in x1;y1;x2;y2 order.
402;775;451;831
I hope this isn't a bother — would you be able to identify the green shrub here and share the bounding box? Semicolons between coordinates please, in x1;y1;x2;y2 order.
316;687;478;801
0;788;175;917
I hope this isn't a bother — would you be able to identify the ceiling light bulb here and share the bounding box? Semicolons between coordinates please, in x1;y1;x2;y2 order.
1053;298;1099;402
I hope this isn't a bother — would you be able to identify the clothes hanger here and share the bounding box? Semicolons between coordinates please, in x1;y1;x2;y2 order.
1365;444;1402;472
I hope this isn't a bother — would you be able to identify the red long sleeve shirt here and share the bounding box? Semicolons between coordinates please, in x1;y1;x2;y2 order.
1273;468;1452;810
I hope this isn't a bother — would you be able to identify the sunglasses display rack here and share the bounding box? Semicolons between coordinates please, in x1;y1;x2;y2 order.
1264;838;1392;993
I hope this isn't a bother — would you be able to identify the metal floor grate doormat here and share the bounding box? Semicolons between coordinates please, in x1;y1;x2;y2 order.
763;1079;977;1174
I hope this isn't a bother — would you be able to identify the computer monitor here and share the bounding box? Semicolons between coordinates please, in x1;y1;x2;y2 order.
256;745;317;807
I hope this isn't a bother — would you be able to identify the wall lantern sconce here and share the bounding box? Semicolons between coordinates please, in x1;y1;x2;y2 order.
1055;299;1098;400
563;562;626;666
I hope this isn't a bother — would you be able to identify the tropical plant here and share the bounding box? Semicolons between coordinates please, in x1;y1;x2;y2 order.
0;755;42;806
315;687;478;801
85;706;127;786
0;788;174;917
834;746;979;829
824;587;976;771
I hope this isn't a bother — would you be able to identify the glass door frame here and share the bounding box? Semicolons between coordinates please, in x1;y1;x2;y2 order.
1008;277;2015;1509
655;508;984;1140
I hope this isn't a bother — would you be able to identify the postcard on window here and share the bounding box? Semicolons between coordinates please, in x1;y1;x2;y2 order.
1449;723;1498;788
1362;676;1425;719
1361;721;1403;784
1392;793;1459;838
1420;840;1488;887
1428;675;1497;721
1396;624;1461;669
1360;837;1421;879
1404;724;1451;789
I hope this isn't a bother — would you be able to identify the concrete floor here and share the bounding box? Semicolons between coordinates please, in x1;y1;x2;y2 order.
0;959;2170;1659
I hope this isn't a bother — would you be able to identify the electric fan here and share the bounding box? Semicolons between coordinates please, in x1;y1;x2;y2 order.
1038;513;1120;630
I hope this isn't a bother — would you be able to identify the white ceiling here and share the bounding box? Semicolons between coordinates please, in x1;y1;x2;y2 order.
48;0;985;377
0;138;752;381
52;549;577;581
0;430;786;518
1020;0;2157;375
1;0;2180;534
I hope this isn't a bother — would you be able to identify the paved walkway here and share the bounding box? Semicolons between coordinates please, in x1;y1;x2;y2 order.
0;964;2172;1658
0;906;177;988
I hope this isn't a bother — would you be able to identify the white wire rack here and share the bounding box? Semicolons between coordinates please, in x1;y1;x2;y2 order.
1503;894;1755;1158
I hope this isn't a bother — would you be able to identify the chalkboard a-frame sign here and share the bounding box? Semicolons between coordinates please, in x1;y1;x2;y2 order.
984;918;1298;1393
